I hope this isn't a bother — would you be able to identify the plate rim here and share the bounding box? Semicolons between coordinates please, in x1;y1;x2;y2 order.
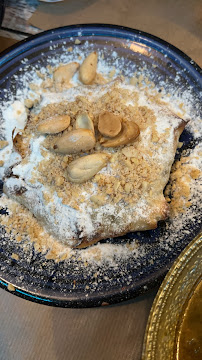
0;23;201;74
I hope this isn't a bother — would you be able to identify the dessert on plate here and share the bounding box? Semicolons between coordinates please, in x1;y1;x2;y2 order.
1;51;187;248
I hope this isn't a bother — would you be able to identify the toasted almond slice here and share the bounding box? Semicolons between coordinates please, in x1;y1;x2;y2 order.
102;120;140;147
24;99;34;108
37;115;70;134
0;140;9;149
98;112;122;138
90;195;106;206
93;73;108;85
75;113;94;133
53;129;96;154
79;52;98;85
67;153;110;183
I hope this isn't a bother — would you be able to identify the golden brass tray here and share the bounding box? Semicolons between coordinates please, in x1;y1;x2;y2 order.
142;233;202;360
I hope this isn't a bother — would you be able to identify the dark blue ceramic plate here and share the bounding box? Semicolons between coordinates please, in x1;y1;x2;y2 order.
0;25;201;307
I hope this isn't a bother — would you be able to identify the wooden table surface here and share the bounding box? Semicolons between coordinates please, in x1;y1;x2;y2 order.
1;0;39;39
0;1;201;360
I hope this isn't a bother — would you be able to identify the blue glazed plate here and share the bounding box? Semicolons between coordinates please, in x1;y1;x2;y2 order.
0;24;201;307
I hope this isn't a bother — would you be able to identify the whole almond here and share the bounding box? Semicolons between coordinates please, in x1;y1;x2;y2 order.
37;115;70;134
67;153;110;183
98;112;122;137
102;120;140;147
75;113;94;133
79;52;98;85
53;129;96;154
53;62;79;86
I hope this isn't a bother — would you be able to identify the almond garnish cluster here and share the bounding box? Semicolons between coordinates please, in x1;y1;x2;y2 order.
36;109;139;183
35;52;140;183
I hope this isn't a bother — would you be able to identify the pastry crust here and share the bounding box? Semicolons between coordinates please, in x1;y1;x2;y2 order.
3;82;187;248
